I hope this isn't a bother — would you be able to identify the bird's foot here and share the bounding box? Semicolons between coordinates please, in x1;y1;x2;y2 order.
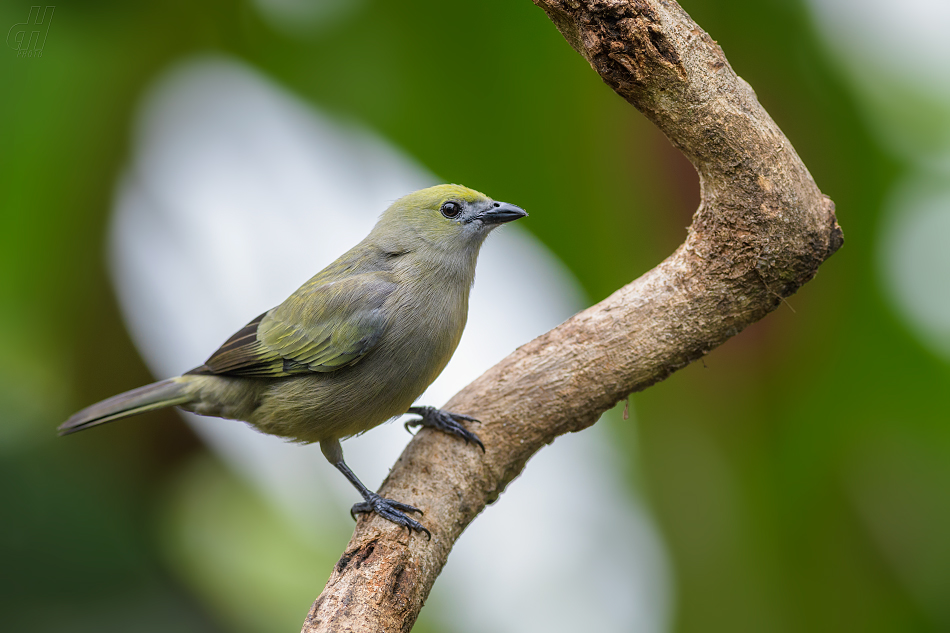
405;406;484;451
351;492;431;538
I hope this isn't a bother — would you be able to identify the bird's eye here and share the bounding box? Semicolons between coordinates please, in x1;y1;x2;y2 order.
440;201;462;218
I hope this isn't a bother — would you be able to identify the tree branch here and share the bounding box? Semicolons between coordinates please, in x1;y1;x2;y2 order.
301;0;842;630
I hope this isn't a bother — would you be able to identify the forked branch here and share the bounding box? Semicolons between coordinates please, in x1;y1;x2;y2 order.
302;1;842;630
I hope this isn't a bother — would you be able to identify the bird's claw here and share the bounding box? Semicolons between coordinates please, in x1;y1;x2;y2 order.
405;406;485;451
351;492;431;539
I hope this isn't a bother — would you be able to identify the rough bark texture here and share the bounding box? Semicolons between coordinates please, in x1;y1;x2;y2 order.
302;1;842;630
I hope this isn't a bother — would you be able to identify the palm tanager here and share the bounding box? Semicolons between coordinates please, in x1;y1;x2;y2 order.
60;184;527;535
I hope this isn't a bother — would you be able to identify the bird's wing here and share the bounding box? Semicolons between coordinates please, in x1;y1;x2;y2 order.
189;272;396;378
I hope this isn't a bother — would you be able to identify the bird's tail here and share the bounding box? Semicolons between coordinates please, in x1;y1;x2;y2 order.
59;377;194;435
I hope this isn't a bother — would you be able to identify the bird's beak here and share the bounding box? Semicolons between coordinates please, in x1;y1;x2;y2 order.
479;201;528;225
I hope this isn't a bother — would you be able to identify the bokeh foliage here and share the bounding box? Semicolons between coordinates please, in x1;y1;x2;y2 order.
2;0;948;631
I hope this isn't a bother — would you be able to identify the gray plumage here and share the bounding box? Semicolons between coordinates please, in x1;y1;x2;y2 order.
61;184;527;532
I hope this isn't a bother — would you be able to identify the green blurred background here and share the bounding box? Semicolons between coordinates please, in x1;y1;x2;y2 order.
3;0;949;631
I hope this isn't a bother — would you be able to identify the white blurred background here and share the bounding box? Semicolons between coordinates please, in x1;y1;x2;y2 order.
110;57;671;633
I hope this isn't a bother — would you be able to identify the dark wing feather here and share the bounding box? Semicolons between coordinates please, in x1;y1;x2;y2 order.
187;312;273;375
188;272;396;378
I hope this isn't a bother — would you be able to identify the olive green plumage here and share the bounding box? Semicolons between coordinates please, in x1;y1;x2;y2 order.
61;184;527;532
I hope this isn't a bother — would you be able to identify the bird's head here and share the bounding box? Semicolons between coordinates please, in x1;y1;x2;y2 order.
370;184;527;254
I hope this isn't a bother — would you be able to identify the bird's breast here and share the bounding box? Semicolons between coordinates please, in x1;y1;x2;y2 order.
380;281;469;388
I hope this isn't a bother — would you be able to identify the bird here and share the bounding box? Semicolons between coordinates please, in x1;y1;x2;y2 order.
60;184;527;535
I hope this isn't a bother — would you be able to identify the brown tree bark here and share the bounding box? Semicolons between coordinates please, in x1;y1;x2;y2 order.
302;1;842;630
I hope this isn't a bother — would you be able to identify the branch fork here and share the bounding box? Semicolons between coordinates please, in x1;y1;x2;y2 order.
302;1;841;630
